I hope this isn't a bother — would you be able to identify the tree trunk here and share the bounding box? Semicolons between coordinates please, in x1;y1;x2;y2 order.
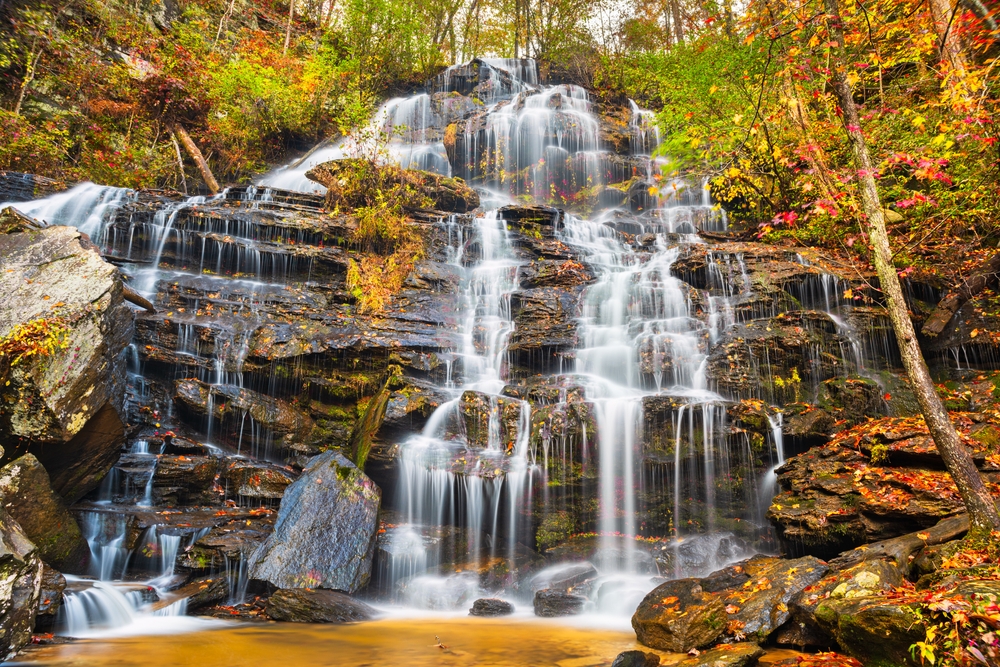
283;0;295;55
824;0;1000;536
13;47;42;116
671;0;684;45
170;131;188;195
170;124;220;194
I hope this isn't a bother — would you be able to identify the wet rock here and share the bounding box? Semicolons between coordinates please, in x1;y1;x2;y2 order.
706;312;850;402
248;451;380;593
221;460;297;500
0;226;133;502
721;556;829;642
611;649;661;667
766;421;998;557
813;595;925;666
508;287;581;371
36;565;66;620
699;562;752;594
380;376;450;437
518;260;595;289
674;643;764;667
527;402;598;468
458;390;523;450
533;589;587;617
769;653;862;667
177;512;276;573
0;172;66;203
787;559;904;647
529;562;598;593
783;407;836;445
0;508;43;660
305;159;479;213
151;455;221;506
652;533;755;579
150;575;228;612
0;454;89;571
469;598;514;617
499;205;562;229
173;379;316;455
632;578;726;652
265;588;376;623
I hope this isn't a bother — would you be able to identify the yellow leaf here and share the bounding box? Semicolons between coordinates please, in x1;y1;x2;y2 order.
709;85;718;94
843;289;853;299
971;329;980;338
648;186;658;196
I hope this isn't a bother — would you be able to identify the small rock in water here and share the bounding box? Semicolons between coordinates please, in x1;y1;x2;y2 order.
266;588;377;624
469;598;514;617
674;643;763;667
611;650;660;667
533;589;587;617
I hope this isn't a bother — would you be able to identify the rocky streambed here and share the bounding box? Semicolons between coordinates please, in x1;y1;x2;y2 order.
2;58;1000;667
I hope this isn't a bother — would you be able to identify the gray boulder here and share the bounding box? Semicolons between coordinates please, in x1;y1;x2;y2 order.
248;451;380;593
0;509;43;660
0;454;89;571
0;225;133;502
266;588;376;623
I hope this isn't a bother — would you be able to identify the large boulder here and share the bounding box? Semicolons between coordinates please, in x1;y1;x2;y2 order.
0;225;133;502
813;595;925;666
721;556;829;642
0;509;43;660
784;558;904;648
632;578;727;652
248;451;381;593
533;589;587;617
469;598;514;617
0;454;89;571
266;588;376;623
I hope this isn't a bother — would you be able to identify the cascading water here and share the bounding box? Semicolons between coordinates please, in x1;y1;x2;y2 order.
3;55;905;645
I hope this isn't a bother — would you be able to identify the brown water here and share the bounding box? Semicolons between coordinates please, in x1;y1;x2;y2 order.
14;617;809;667
15;617;680;667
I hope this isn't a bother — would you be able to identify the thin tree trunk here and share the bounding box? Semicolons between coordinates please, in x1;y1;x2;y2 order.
170;131;188;195
824;0;1000;536
671;0;684;45
927;0;976;109
213;0;237;48
170;124;220;194
724;0;734;40
13;47;42;116
283;0;295;55
663;0;673;47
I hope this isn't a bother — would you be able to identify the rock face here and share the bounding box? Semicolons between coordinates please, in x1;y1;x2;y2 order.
0;509;43;661
632;578;727;652
0;226;132;502
767;415;1000;556
34;565;66;629
173;379;316;455
0;454;89;571
266;588;376;623
248;451;381;593
533;589;587;617
469;598;514;617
